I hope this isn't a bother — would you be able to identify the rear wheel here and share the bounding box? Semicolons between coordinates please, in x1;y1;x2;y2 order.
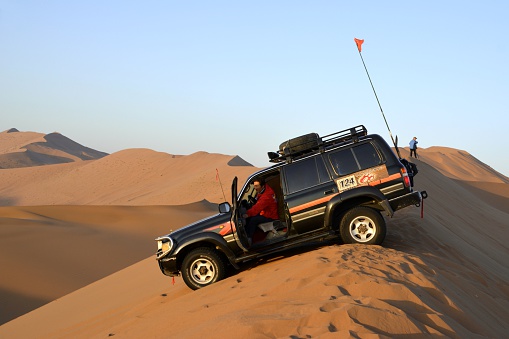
181;247;226;290
339;207;386;245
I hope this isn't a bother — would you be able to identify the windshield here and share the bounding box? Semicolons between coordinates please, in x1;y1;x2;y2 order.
240;182;256;202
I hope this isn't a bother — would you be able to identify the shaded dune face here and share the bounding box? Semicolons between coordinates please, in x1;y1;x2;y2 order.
26;133;109;161
0;203;219;326
0;130;508;338
0;129;108;169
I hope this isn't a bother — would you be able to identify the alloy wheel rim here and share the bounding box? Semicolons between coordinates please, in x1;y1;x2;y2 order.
190;258;215;284
349;216;376;242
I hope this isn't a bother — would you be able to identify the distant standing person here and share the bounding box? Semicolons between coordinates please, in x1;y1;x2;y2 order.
409;137;418;158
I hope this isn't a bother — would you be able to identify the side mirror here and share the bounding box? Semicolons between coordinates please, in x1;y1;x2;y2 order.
218;202;231;214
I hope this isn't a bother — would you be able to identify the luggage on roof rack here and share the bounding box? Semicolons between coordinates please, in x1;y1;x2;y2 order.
278;133;322;156
268;125;368;163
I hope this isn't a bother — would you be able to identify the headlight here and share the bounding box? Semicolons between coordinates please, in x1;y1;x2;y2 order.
155;236;174;260
161;241;170;252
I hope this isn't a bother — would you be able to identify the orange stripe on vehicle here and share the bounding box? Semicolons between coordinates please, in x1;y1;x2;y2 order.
289;194;338;214
368;173;401;186
290;173;401;214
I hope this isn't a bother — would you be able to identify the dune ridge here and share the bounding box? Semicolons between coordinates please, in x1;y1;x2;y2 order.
399;146;509;184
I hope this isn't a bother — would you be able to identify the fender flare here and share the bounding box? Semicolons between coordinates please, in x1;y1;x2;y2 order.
324;186;394;227
173;232;240;269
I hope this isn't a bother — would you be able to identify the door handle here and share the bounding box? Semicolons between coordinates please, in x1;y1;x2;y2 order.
324;189;335;195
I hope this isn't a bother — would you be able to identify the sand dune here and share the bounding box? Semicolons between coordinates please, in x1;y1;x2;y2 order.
0;149;258;206
400;146;509;212
1;134;508;337
0;203;218;325
0;129;108;169
2;158;508;337
399;146;509;183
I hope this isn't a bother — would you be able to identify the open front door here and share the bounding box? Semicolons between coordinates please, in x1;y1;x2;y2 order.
231;177;250;251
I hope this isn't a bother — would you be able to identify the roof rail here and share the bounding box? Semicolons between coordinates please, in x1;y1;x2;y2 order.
268;125;368;163
321;125;367;146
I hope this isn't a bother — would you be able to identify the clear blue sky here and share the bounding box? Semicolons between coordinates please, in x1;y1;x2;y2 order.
2;1;508;176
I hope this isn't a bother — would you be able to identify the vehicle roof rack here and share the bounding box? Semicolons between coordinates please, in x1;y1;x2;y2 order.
268;125;368;163
321;125;367;146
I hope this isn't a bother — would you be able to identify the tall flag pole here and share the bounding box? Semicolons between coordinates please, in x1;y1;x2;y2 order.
354;38;401;159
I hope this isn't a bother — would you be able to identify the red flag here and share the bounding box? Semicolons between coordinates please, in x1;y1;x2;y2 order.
354;38;364;52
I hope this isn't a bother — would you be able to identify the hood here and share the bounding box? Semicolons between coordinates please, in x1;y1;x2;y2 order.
165;212;232;243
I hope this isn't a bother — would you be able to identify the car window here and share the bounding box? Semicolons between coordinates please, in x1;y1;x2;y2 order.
328;148;358;175
316;155;330;183
354;143;382;169
284;156;330;194
328;142;381;176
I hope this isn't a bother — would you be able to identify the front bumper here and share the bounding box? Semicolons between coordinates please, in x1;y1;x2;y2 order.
156;235;179;276
389;190;427;211
158;256;179;277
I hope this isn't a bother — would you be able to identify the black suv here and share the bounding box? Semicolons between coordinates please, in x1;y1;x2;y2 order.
156;125;427;290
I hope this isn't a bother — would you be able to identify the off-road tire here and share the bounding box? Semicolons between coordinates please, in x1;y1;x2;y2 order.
181;247;226;290
339;207;386;245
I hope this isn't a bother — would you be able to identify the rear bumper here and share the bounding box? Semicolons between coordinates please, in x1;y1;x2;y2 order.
157;256;180;277
389;190;427;211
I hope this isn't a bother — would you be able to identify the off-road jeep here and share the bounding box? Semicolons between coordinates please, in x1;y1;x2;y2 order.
156;125;428;290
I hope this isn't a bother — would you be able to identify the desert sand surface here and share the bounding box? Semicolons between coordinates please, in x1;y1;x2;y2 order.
0;203;218;325
1;131;508;338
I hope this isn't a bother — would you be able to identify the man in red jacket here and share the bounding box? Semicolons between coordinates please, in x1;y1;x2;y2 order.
243;178;279;242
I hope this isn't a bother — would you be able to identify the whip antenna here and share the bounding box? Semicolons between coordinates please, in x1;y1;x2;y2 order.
216;168;227;202
354;38;401;159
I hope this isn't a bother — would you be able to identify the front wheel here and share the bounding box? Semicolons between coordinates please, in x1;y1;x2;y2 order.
181;247;226;290
339;207;386;245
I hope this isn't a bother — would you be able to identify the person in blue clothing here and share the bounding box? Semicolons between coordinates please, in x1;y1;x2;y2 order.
409;137;418;158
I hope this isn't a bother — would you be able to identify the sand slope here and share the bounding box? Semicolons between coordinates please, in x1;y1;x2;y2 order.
1;153;508;338
0;202;218;325
399;146;509;183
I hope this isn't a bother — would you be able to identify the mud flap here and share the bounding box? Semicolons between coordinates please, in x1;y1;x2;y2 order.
379;199;394;217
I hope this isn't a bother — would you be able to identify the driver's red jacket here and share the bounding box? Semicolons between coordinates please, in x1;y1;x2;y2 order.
246;184;279;220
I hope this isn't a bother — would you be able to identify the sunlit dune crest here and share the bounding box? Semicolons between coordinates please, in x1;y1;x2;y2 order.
399;146;509;183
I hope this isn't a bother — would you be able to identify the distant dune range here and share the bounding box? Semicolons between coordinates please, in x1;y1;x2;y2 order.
0;128;108;169
0;128;508;338
0;128;256;206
